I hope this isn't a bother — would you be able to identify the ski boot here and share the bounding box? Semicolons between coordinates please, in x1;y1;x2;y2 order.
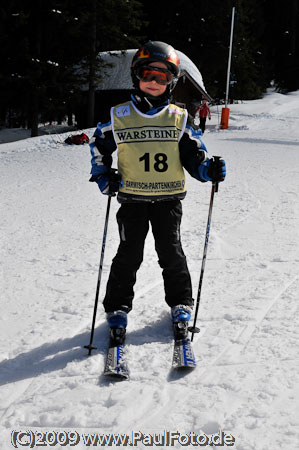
171;305;192;340
106;310;127;346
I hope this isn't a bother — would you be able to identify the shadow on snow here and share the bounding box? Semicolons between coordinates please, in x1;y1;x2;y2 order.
0;323;107;386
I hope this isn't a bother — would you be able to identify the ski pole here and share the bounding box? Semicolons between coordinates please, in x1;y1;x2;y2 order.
84;192;113;356
188;156;221;341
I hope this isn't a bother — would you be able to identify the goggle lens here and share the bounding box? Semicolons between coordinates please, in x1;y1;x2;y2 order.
136;66;174;85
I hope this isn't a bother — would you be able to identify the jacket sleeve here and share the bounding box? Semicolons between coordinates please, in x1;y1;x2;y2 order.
89;118;117;178
179;124;209;182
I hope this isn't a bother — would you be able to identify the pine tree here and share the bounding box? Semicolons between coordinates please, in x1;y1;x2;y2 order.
262;0;299;92
79;0;145;127
0;0;146;134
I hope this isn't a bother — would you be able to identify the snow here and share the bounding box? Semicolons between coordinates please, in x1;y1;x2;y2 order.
1;89;299;449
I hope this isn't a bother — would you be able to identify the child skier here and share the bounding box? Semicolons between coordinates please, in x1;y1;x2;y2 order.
89;41;226;344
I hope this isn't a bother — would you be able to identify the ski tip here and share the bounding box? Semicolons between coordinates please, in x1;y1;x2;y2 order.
104;344;129;380
173;364;196;371
169;362;196;382
172;338;197;369
103;370;130;381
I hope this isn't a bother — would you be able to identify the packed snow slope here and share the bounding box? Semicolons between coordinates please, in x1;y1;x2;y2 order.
1;89;299;450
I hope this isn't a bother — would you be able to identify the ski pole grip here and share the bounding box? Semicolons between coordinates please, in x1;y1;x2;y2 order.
213;156;221;193
108;168;121;197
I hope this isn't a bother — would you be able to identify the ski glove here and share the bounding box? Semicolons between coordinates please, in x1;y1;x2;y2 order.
198;157;226;182
90;169;122;196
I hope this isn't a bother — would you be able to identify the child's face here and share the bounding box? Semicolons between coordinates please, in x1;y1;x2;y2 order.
139;62;168;97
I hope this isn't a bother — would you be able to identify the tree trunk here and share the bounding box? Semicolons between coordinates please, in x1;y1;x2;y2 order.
67;103;73;126
30;90;39;137
30;0;42;137
86;0;97;128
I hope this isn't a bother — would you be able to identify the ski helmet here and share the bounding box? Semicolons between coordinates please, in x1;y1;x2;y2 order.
131;41;181;93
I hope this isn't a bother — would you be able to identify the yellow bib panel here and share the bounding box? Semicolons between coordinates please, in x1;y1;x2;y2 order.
111;101;187;199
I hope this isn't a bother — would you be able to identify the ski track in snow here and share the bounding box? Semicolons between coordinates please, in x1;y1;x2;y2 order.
1;90;299;449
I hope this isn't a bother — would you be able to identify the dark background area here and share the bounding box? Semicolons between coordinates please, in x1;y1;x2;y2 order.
0;0;298;135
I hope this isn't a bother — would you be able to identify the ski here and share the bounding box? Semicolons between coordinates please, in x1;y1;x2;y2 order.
172;338;197;368
172;322;196;369
104;345;129;379
103;328;129;380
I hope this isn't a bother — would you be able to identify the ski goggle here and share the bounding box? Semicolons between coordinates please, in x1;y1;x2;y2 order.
135;66;174;85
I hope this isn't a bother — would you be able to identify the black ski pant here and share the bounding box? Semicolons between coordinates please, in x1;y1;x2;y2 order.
103;199;193;313
200;117;207;133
